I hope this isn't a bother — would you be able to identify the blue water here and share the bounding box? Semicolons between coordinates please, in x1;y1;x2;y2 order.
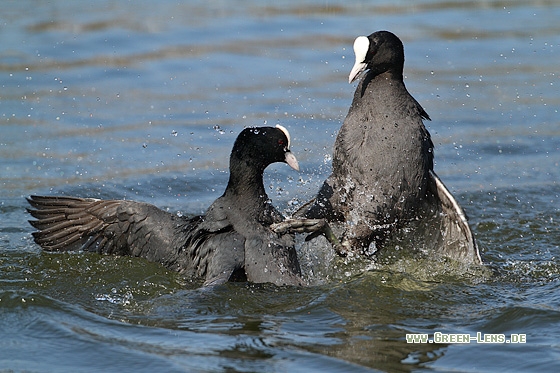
1;1;559;371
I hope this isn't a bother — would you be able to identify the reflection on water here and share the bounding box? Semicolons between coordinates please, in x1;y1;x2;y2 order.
1;0;560;371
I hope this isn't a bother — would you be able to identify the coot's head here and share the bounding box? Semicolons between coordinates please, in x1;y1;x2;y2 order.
231;125;299;172
348;30;405;83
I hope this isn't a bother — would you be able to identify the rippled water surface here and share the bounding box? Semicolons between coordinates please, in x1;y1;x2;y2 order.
1;1;559;372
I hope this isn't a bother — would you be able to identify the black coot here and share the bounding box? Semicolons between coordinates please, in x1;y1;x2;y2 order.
297;31;481;264
28;125;332;286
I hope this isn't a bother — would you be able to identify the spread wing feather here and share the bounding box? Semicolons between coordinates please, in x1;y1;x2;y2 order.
429;171;482;264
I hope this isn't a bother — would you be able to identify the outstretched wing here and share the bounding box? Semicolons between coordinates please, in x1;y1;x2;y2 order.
428;171;482;264
27;195;191;269
27;195;250;285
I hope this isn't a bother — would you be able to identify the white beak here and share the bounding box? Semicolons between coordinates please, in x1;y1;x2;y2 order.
285;151;299;171
348;36;370;84
349;61;367;84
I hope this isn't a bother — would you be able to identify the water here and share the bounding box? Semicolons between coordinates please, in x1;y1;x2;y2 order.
1;0;559;371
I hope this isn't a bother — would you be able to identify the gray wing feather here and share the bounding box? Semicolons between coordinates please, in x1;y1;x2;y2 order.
429;171;482;264
27;196;188;265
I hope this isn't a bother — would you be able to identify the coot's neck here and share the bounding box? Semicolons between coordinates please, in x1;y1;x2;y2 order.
223;157;269;203
366;46;405;82
357;67;429;120
369;68;404;85
356;69;406;103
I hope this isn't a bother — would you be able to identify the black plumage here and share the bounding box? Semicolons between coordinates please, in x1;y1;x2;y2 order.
297;31;481;264
28;125;311;286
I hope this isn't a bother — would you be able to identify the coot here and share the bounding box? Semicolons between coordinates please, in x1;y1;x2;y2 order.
28;125;336;286
296;31;481;264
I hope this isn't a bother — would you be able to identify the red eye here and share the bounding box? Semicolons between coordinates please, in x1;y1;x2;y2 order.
278;139;285;146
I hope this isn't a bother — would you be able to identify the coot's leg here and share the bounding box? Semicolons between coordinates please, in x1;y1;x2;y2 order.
270;218;349;256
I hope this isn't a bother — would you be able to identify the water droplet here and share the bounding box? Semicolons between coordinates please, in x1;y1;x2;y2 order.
213;125;225;134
